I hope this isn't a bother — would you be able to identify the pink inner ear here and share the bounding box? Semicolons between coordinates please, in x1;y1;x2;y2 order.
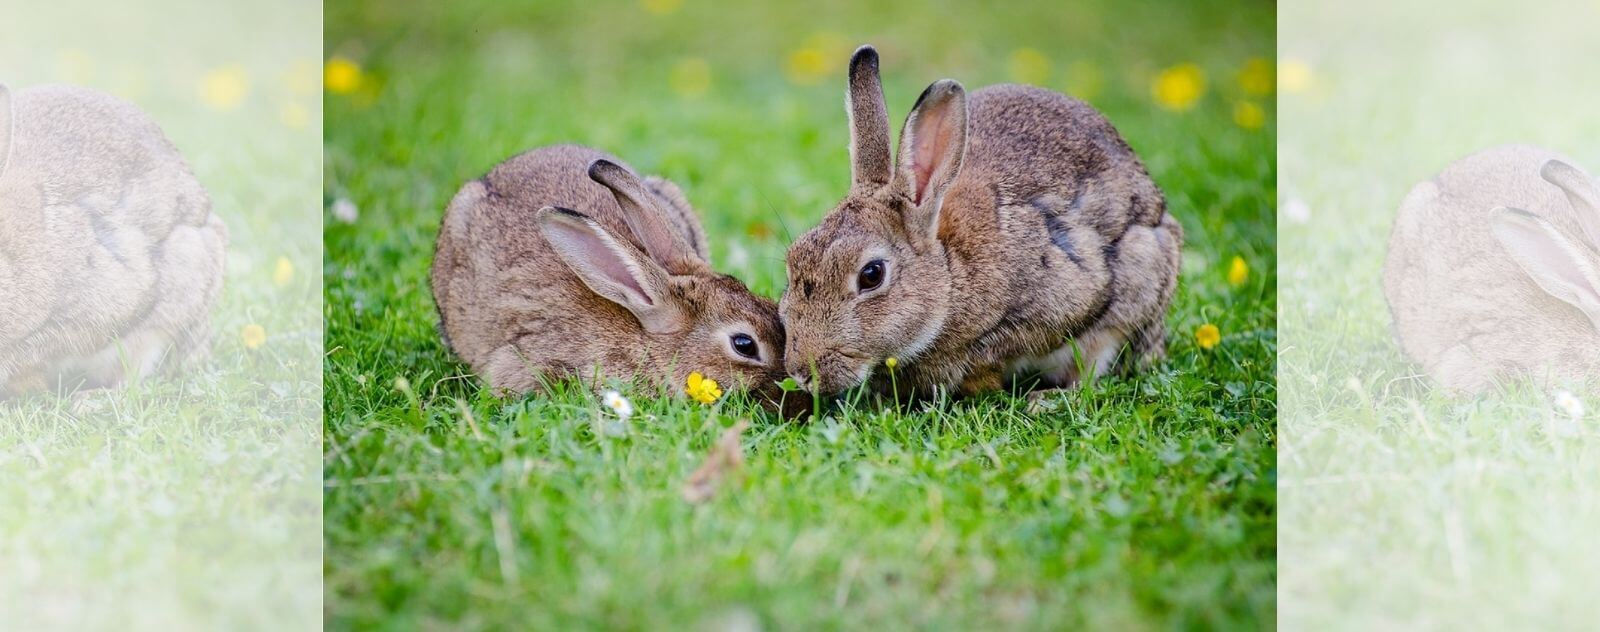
911;106;952;206
547;218;652;304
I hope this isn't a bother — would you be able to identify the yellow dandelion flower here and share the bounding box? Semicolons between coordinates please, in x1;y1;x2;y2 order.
241;324;267;350
784;47;829;86
1195;324;1221;351
686;371;723;404
885;357;899;370
1279;58;1314;94
1233;100;1266;130
670;58;711;98
641;0;682;15
1152;63;1206;112
1237;58;1274;96
1008;48;1050;85
273;256;295;287
280;101;310;129
325;57;364;95
1064;60;1103;101
1227;256;1249;287
200;65;250;111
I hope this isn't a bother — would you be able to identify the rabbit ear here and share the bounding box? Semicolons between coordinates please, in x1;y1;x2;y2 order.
1490;206;1600;332
536;206;685;334
892;79;967;242
1540;159;1600;250
0;84;13;177
846;45;892;191
587;159;701;274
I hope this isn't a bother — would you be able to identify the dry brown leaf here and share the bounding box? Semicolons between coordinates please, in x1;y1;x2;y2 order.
681;420;750;504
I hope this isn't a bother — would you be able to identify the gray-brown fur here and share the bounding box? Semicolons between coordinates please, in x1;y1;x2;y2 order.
0;84;227;397
1383;145;1600;392
431;144;791;408
780;46;1182;397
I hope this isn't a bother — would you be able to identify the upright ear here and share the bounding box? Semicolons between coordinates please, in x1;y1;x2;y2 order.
587;159;702;274
1540;159;1600;251
846;45;892;191
535;206;686;333
1490;206;1600;332
0;84;13;177
892;79;967;242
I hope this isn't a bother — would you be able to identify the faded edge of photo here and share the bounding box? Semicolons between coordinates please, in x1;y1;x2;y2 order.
0;0;321;629
1279;0;1600;628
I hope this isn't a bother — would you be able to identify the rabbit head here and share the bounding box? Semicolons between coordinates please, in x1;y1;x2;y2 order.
1489;159;1600;333
536;160;792;408
780;46;968;394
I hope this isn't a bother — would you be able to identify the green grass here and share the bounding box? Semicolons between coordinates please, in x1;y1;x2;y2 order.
0;1;321;629
1278;1;1600;629
324;0;1275;628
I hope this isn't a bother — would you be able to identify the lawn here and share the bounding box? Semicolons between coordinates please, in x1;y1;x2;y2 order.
1278;0;1600;629
0;1;322;630
323;0;1275;628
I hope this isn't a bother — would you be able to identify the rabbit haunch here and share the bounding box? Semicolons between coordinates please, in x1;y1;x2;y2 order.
0;84;226;397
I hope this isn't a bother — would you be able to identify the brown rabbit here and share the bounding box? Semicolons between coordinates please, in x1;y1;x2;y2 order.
431;145;792;408
0;84;227;397
780;46;1182;398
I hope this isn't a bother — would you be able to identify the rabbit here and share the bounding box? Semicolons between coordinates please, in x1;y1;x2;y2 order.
779;46;1182;399
0;84;227;398
431;144;796;410
1383;144;1600;393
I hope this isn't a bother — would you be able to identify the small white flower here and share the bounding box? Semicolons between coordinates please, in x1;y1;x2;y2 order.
332;198;360;224
728;242;751;269
1555;390;1585;420
1284;197;1312;225
602;390;633;420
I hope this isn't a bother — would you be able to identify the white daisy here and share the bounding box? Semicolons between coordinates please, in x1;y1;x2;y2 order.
1555;390;1585;421
602;390;633;420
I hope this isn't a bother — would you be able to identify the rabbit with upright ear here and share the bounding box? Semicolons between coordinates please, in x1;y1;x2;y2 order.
431;144;795;409
780;46;1182;398
0;84;228;398
1384;144;1600;392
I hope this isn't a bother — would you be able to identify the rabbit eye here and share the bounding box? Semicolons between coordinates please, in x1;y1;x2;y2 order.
857;259;886;293
730;333;760;360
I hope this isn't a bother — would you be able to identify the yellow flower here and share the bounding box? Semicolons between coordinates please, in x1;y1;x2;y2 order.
273;256;295;287
640;0;682;15
1279;58;1314;94
280;101;310;129
1195;324;1221;351
241;324;267;350
325;57;364;95
885;357;898;370
670;58;711;98
1227;256;1249;287
200;65;249;111
1237;58;1274;96
686;371;723;404
1152;63;1206;112
784;48;829;86
1008;48;1050;85
1232;100;1266;130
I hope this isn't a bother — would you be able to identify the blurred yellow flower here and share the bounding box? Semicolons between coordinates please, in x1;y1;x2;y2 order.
200;65;250;111
1064;60;1103;101
325;57;364;95
1152;63;1206;111
670;58;711;98
1237;58;1274;96
1280;58;1314;94
641;0;682;15
1195;324;1221;351
785;48;828;86
1227;256;1249;287
1233;100;1266;130
241;324;267;350
885;357;899;369
273;256;295;287
280;102;310;129
686;371;723;404
1008;48;1050;85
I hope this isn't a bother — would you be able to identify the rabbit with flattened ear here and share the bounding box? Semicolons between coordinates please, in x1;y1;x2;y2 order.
1384;145;1600;392
0;84;227;398
780;46;1182;399
431;145;798;412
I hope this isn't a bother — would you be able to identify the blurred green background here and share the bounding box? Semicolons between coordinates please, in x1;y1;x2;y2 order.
325;0;1275;629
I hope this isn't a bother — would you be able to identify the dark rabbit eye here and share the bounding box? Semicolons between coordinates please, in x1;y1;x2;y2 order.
858;259;886;293
730;333;760;360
